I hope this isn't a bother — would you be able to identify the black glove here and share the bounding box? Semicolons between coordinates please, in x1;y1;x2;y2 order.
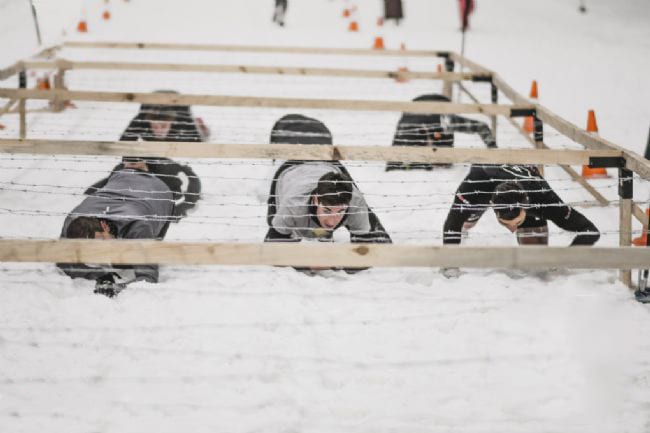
94;273;126;298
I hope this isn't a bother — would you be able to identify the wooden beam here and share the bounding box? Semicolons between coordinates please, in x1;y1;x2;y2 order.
62;41;446;58
0;61;22;81
0;99;17;117
633;203;650;227
23;59;489;82
506;117;610;206
0;88;526;116
0;138;622;164
1;239;649;269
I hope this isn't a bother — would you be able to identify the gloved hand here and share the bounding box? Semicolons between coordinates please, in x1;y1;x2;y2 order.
94;273;127;298
440;267;461;279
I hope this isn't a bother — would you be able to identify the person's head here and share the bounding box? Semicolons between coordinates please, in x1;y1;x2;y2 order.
139;90;191;139
66;217;114;240
312;172;353;229
491;182;529;233
270;114;333;145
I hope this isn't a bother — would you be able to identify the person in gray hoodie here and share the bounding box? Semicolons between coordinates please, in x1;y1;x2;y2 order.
265;114;391;273
57;160;175;297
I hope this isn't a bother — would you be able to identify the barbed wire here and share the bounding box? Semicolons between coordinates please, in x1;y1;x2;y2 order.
0;159;640;185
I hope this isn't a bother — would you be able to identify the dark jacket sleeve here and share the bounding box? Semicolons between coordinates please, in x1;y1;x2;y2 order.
172;164;202;217
349;207;392;244
538;190;600;246
443;200;472;245
448;115;497;148
264;227;300;242
443;173;492;244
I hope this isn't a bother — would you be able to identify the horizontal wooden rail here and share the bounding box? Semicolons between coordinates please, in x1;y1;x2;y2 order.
448;52;491;74
0;88;526;116
23;59;489;82
1;239;649;269
0;139;623;164
63;41;446;58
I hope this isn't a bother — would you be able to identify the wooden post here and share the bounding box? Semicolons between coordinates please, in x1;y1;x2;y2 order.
51;67;66;112
18;70;27;139
490;82;498;143
533;113;544;176
619;167;633;287
443;57;455;100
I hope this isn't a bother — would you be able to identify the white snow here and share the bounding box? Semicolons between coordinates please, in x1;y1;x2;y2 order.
0;0;649;432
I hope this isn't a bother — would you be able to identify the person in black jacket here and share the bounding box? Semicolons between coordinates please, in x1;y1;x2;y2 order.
441;165;600;277
386;94;496;171
86;91;205;218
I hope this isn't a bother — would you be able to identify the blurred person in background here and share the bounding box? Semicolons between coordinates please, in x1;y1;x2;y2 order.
273;0;288;26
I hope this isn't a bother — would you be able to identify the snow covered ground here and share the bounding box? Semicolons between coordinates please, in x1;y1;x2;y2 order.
0;0;649;432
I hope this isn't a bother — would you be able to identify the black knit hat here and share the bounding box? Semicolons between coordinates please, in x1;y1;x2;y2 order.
491;181;529;220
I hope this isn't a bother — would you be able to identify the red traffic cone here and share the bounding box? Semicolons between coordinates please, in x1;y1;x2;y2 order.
102;0;111;20
581;110;609;178
348;4;359;32
633;208;650;246
77;18;88;32
523;80;538;133
372;17;385;49
36;74;51;90
77;5;88;32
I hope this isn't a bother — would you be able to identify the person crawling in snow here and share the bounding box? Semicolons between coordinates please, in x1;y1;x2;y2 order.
386;93;496;171
265;114;392;274
58;159;176;297
441;164;600;278
86;90;207;218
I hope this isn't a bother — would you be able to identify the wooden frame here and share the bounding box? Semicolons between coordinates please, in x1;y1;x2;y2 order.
1;42;649;285
2;239;649;269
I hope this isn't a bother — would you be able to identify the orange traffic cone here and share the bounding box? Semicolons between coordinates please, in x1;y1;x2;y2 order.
343;8;351;17
102;0;111;20
348;4;359;32
523;80;538;133
581;110;610;178
36;74;51;90
77;18;88;33
633;208;650;246
372;17;385;49
77;6;88;32
394;43;409;83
